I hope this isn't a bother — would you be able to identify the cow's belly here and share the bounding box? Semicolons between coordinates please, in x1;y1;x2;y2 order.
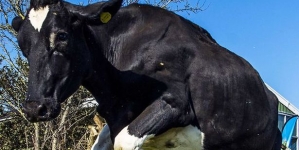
92;125;203;150
141;125;203;150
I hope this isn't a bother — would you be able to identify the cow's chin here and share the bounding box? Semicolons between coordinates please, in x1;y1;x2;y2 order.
23;99;62;122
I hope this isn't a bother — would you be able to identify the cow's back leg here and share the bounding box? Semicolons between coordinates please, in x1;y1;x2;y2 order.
187;72;280;149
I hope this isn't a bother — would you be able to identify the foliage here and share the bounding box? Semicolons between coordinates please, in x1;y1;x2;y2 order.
0;50;97;149
0;0;100;148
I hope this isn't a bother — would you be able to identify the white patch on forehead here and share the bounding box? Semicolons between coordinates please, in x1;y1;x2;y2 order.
114;125;203;150
28;6;49;32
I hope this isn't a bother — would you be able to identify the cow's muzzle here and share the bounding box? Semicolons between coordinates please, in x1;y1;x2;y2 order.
23;99;61;122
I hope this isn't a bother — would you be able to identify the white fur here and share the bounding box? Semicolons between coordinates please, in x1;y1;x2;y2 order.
201;132;205;147
49;33;56;49
114;126;154;150
114;125;203;150
141;125;203;150
91;125;203;150
28;6;49;32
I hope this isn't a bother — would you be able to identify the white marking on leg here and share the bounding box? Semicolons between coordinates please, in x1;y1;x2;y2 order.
114;126;154;150
28;6;49;32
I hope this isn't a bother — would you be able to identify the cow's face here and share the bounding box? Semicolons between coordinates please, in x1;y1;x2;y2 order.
12;0;122;122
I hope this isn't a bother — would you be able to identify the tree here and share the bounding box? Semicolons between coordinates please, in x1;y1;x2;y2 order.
0;0;206;149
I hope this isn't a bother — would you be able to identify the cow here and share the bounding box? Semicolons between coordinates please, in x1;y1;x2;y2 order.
11;0;282;149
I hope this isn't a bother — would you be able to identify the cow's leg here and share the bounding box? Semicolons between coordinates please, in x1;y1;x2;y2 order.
91;125;113;150
272;129;282;150
113;96;195;150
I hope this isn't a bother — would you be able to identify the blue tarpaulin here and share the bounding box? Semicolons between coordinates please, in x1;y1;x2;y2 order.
282;116;298;148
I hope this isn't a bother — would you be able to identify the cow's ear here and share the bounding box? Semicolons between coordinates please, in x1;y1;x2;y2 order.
12;16;24;32
65;0;123;24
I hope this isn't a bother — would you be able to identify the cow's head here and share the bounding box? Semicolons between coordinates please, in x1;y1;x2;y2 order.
11;0;122;122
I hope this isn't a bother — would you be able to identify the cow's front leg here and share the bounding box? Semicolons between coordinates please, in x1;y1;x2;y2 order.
91;125;113;150
114;95;193;150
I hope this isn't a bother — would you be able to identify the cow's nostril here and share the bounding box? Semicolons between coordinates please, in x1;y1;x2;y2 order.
37;105;48;117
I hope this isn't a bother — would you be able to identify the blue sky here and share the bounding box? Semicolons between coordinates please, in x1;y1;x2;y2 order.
177;0;299;108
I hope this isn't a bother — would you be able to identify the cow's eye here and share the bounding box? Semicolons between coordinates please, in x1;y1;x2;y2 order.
57;32;68;41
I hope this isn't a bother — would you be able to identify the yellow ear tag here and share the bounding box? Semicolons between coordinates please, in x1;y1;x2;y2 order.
100;12;112;23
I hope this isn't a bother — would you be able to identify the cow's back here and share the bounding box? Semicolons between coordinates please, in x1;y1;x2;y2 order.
100;4;281;150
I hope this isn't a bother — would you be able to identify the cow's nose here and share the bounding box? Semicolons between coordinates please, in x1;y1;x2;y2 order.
22;99;61;122
22;100;57;122
37;104;48;117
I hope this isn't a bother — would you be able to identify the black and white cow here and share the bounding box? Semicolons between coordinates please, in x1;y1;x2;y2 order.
12;0;282;149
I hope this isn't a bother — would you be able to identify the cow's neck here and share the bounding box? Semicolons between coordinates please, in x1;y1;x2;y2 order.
81;19;140;133
81;24;120;104
82;8;134;104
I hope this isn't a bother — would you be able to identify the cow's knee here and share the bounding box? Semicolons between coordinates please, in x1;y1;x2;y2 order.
114;126;154;150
